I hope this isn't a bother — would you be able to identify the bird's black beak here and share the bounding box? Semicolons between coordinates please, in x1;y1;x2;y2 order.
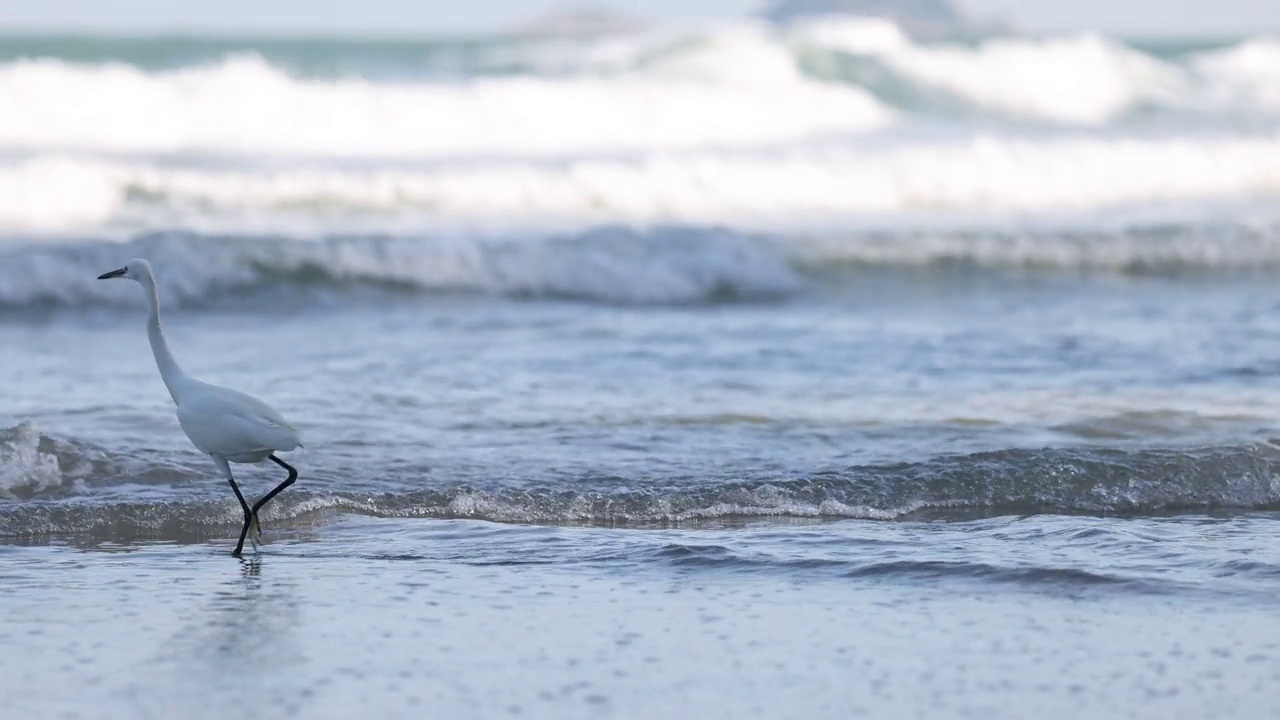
97;267;127;280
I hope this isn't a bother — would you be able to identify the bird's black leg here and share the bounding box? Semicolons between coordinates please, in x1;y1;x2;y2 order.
226;473;254;557
249;455;299;546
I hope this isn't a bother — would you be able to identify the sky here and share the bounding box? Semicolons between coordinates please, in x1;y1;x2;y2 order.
2;0;1278;36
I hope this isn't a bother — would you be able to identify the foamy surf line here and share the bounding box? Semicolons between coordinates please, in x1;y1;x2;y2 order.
0;42;893;159
4;419;1280;537
4;221;1280;309
1;23;1280;153
790;20;1280;122
5;130;1280;234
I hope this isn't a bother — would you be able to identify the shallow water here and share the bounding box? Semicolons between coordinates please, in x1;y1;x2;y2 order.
5;272;1280;531
2;517;1279;720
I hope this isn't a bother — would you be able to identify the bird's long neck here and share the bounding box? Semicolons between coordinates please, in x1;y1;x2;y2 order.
143;277;187;404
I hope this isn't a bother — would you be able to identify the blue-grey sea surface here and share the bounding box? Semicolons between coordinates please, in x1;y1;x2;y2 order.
2;23;1280;719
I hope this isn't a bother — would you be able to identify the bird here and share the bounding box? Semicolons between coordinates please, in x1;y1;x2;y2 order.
98;258;302;556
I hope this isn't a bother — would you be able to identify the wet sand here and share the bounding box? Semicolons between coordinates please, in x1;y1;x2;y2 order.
1;517;1277;720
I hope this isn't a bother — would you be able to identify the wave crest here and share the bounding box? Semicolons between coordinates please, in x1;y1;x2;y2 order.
2;26;1279;166
0;49;890;159
0;423;71;498
0;422;202;499
2;438;1279;538
0;228;803;307
5;131;1280;235
6;221;1280;311
359;445;1280;525
794;20;1280;123
795;21;1181;124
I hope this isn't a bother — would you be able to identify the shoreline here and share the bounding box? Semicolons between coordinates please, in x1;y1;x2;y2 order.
2;518;1277;719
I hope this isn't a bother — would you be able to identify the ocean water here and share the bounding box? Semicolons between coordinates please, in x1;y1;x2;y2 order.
3;19;1280;718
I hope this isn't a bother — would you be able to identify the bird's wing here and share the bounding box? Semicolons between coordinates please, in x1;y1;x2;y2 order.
220;412;303;453
176;383;302;457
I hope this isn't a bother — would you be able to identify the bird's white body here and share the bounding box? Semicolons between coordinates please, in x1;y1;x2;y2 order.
99;257;301;554
175;379;301;463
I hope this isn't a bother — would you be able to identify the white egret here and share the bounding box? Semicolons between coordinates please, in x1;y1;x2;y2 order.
98;258;302;556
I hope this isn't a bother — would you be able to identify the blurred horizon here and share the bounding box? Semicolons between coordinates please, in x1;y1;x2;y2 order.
1;0;1278;38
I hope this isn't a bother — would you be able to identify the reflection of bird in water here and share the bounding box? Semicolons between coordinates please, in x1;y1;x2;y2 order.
240;558;263;578
157;559;305;706
98;258;303;556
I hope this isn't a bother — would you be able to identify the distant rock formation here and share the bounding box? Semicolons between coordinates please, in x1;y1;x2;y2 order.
508;5;651;37
762;0;969;37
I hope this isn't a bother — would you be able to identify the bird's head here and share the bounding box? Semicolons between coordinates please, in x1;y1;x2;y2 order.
97;258;154;283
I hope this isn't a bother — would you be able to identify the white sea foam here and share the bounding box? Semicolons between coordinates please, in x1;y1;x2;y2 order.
0;423;72;497
644;22;807;85
2;26;1280;307
789;16;913;56
3;216;1280;310
1192;38;1280;111
3;132;1280;235
0;227;805;306
0;49;891;159
2;26;1278;240
1;25;1278;167
792;17;1184;123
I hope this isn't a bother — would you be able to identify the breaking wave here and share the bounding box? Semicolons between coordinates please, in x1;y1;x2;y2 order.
5;221;1280;309
0;422;203;500
1;25;1279;245
2;422;1279;538
0;40;891;159
5;129;1280;235
0;21;1278;163
792;18;1280;122
3;26;1280;306
0;228;803;307
792;19;1182;124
